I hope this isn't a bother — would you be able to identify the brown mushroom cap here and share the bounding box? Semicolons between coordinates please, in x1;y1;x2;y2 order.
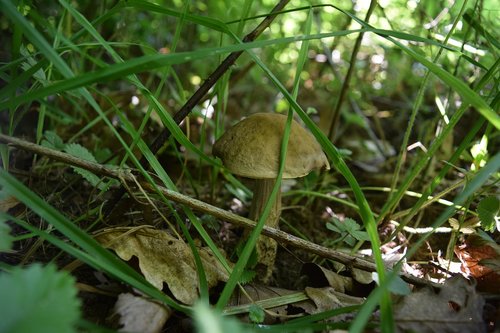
213;113;330;179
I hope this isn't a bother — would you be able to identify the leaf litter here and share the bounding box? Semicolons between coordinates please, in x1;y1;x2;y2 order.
95;227;230;305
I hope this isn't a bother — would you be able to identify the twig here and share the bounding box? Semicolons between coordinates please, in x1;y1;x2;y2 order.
1;133;436;287
103;0;291;217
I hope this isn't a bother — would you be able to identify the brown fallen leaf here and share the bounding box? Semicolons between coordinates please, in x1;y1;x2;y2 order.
394;275;485;333
455;235;500;293
304;286;363;313
0;195;20;212
300;263;354;293
112;293;172;333
95;227;230;305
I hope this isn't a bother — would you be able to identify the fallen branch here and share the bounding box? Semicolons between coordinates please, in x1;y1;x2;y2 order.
1;133;435;287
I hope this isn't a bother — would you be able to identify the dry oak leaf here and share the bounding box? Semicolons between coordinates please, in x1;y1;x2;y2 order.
96;227;230;305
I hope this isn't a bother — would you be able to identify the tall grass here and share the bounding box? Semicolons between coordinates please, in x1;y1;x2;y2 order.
1;0;498;332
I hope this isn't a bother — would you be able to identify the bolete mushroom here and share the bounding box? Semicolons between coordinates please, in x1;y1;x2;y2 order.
213;112;330;281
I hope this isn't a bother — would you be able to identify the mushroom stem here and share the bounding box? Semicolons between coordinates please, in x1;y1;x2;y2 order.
249;178;281;228
248;178;281;282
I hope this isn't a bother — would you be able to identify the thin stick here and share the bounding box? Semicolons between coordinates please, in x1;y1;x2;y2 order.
1;133;435;287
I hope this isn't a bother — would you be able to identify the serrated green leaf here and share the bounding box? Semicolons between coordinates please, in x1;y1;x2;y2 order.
327;217;370;244
41;131;65;151
63;144;108;190
0;263;81;333
238;270;256;285
477;196;500;232
326;221;342;233
351;230;371;242
64;143;98;163
343;218;362;232
248;304;265;323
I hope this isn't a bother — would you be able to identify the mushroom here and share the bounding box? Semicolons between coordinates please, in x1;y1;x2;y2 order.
213;113;330;281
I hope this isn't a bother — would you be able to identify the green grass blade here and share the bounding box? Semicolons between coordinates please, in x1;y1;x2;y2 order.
239;33;394;333
216;8;313;310
463;9;500;49
377;57;499;223
0;29;368;111
328;4;499;130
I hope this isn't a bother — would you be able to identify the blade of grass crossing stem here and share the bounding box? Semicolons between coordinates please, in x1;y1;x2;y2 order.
106;98;212;301
215;10;311;309
115;109;233;272
237;38;393;330
215;110;295;311
115;105;231;283
0;170;185;311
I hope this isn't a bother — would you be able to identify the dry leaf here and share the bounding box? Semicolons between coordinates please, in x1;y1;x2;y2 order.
0;195;20;212
394;275;485;333
301;263;354;293
96;227;230;304
305;286;363;316
455;236;500;293
350;267;374;285
113;293;171;333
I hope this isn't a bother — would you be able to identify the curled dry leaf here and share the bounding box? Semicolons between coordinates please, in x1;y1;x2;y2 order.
113;293;171;333
96;227;230;305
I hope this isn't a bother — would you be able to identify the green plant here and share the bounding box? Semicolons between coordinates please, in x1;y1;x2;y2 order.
1;0;499;332
0;263;81;333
